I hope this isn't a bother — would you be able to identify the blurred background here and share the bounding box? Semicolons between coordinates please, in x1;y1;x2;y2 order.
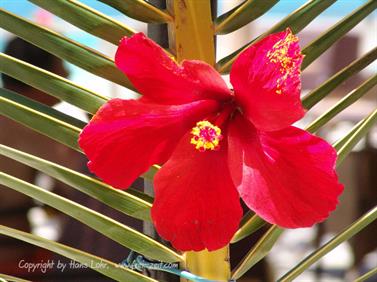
0;0;376;281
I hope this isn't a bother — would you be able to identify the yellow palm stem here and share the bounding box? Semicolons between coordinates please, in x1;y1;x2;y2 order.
166;0;230;281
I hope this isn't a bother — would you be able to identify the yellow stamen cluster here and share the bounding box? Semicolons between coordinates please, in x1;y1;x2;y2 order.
191;120;222;152
266;33;299;94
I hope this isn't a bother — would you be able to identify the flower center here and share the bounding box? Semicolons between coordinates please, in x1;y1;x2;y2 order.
190;120;223;152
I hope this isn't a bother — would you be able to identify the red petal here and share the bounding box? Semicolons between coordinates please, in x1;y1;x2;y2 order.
115;33;231;104
228;114;343;228
152;133;243;251
79;98;219;189
230;29;305;131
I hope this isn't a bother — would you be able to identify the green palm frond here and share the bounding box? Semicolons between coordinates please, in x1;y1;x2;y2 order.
301;0;377;69
214;0;279;34
29;0;135;45
335;109;377;165
216;0;337;73
1;87;82;150
0;9;133;89
98;0;172;23
0;172;182;263
302;47;377;109
1;0;376;281
217;0;376;74
232;226;283;279
278;205;377;281
306;75;377;133
0;273;31;282
0;225;157;282
354;267;377;282
231;212;266;243
0;144;153;220
0;53;107;113
1;87;86;128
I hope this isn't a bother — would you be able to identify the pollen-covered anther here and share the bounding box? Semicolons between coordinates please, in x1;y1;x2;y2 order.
267;34;298;72
191;120;223;152
266;33;300;94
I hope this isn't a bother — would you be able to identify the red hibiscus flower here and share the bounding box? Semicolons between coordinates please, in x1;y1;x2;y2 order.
79;29;343;252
